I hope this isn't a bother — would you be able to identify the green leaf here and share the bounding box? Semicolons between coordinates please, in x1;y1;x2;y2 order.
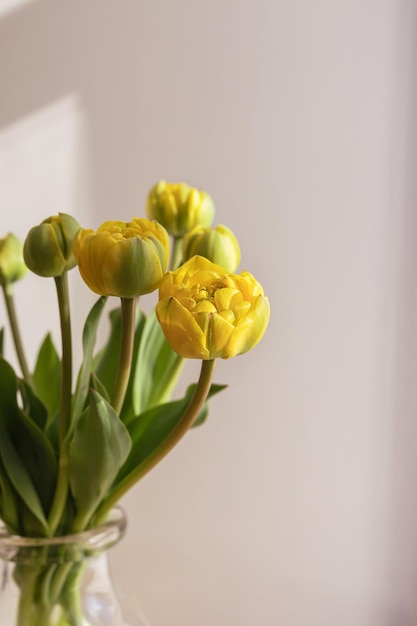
0;358;54;533
69;389;132;523
89;372;111;403
33;333;61;427
116;383;226;486
0;328;4;357
0;455;19;533
12;408;58;515
72;296;107;429
93;308;122;395
132;309;184;415
0;356;20;414
18;379;49;431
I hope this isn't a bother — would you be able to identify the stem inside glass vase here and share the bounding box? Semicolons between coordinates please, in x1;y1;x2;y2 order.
0;508;145;626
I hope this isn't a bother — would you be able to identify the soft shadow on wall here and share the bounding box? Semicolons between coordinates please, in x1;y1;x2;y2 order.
0;0;149;219
0;0;261;221
383;3;417;624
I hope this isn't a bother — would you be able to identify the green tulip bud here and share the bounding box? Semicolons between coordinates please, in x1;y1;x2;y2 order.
0;233;28;286
146;181;215;237
23;213;81;277
183;224;241;273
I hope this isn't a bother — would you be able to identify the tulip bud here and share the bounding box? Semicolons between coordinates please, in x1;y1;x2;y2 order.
24;213;81;277
146;181;215;237
183;224;241;273
0;233;28;286
156;256;270;360
73;218;170;298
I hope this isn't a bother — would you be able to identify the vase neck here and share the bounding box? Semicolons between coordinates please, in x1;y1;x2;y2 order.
0;506;126;565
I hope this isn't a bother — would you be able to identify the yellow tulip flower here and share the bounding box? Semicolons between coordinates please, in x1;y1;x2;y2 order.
146;181;215;237
0;233;28;286
156;256;270;359
73;218;169;298
183;224;241;273
24;213;80;277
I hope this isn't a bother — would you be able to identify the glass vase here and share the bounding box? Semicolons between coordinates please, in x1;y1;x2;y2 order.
0;507;149;626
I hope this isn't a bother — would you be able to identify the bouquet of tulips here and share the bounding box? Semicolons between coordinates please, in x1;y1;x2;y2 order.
0;181;270;624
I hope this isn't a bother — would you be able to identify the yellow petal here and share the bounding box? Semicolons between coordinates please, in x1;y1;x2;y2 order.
219;309;235;324
156;297;210;359
223;295;270;358
194;300;217;313
105;238;163;297
205;312;235;358
87;232;116;294
214;287;241;311
97;220;127;233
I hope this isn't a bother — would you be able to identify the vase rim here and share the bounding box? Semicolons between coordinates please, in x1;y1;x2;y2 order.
0;506;127;563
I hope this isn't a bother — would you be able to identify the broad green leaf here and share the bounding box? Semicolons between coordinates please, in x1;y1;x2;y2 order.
0;358;56;533
12;407;58;515
0;328;3;356
0;356;21;413
69;389;132;523
115;383;226;486
18;501;47;537
93;308;122;394
0;358;56;528
89;372;111;403
0;456;19;533
72;296;107;429
132;309;184;415
18;379;48;431
0;414;48;532
33;333;61;426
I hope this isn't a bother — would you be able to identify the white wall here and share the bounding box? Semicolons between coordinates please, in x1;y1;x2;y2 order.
1;1;417;625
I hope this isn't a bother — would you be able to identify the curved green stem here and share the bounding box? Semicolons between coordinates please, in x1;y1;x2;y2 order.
170;236;183;269
94;359;216;526
47;273;73;536
1;283;33;387
111;297;136;416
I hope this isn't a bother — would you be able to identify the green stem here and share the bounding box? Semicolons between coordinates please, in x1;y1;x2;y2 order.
94;359;216;526
15;561;85;626
47;450;70;536
55;273;73;444
47;273;73;536
1;283;33;387
170;236;183;269
111;297;136;416
60;563;85;625
17;567;54;626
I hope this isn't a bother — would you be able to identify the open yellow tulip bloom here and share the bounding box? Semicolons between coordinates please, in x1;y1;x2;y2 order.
73;218;169;298
156;256;270;359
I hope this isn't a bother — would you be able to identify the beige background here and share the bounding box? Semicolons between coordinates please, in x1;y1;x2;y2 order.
1;1;417;625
